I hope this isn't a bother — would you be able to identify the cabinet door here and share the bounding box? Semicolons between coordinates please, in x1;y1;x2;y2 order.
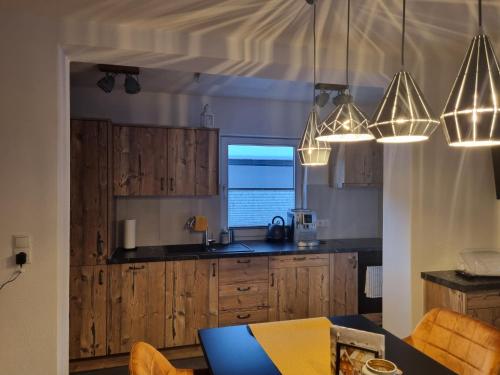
107;263;166;354
167;128;196;196
330;252;358;316
69;265;107;359
70;119;108;266
195;129;219;196
268;265;329;321
343;142;383;186
165;260;218;347
113;126;168;196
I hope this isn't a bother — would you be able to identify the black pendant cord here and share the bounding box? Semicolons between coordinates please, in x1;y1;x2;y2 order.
401;0;406;68
313;1;317;105
478;0;483;29
346;0;350;87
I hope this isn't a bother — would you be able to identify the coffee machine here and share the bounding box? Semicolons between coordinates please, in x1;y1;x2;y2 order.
287;209;319;247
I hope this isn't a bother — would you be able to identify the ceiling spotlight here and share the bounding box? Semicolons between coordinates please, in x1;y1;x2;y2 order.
124;74;141;94
97;73;115;93
315;90;330;107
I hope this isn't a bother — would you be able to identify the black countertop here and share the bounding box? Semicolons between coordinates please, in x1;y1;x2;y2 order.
109;238;382;264
421;270;500;292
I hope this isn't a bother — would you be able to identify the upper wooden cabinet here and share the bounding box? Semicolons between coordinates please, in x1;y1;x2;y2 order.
268;254;330;321
107;262;166;354
330;252;358;316
195;129;219;196
113;125;168;196
165;259;219;347
70;119;110;266
112;125;218;197
330;142;383;188
167;128;196;196
69;265;107;359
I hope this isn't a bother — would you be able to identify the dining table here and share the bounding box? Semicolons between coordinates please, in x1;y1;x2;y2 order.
198;315;455;375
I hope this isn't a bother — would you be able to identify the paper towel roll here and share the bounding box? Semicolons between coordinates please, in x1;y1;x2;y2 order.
124;219;136;250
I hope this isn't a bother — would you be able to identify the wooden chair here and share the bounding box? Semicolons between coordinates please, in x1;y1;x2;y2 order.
405;308;500;374
129;342;209;375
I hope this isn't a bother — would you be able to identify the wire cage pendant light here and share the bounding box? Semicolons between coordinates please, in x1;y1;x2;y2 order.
298;0;331;166
369;0;439;143
441;0;500;147
316;0;374;143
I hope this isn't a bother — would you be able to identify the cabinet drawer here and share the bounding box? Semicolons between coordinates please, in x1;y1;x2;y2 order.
220;293;268;311
467;290;500;309
269;254;329;268
219;256;268;284
219;308;269;326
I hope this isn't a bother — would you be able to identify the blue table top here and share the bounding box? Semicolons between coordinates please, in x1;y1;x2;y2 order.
198;315;454;375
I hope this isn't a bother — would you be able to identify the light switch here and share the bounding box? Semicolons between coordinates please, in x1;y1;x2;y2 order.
13;234;31;264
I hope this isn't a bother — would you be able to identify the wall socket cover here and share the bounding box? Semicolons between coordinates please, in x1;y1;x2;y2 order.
317;219;330;228
13;234;32;264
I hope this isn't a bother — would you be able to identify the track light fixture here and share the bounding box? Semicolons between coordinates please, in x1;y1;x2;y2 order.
96;73;115;93
96;65;141;94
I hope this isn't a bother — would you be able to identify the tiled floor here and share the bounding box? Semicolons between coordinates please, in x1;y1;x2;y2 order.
72;357;207;375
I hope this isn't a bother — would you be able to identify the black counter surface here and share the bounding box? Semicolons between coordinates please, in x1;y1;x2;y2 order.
109;238;382;264
421;270;500;292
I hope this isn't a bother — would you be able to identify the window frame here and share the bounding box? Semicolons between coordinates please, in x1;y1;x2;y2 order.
220;135;303;230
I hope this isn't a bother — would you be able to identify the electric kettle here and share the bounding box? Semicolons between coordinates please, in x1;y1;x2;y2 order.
266;216;286;242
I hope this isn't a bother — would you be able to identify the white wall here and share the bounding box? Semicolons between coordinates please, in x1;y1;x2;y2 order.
71;86;383;246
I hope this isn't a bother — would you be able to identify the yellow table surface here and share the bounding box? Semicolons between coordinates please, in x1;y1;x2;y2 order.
249;317;332;375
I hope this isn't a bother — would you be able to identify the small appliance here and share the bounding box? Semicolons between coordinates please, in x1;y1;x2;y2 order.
287;209;319;247
266;216;287;242
458;250;500;277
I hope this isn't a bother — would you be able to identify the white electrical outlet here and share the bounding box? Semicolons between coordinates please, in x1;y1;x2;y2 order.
13;234;32;264
317;219;330;228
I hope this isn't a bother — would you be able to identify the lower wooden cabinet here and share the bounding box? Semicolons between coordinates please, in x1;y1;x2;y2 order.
268;254;330;321
69;265;107;359
424;280;500;329
165;260;219;347
107;262;166;354
330;252;358;316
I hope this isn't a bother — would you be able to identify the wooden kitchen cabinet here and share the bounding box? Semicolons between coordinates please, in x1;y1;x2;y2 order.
424;280;500;329
69;265;107;359
70;119;109;266
268;254;329;321
195;129;219;196
165;259;218;347
330;252;358;316
330;142;383;188
107;262;166;354
113;125;168;196
167;128;196;196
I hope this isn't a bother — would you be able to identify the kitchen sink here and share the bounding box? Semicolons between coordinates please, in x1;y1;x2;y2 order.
163;242;254;254
205;243;255;253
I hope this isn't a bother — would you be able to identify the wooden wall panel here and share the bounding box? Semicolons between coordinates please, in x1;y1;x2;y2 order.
69;265;107;359
70;119;108;265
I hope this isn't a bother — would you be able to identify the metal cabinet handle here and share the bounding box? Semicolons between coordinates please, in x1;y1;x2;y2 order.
97;231;104;256
237;313;251;319
270;273;275;287
138;154;143;177
98;270;104;285
237;286;251;292
237;259;250;264
212;263;216;277
129;265;145;271
161;177;165;191
293;256;306;261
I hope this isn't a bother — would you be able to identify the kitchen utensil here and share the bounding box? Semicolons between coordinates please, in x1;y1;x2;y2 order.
266;216;286;242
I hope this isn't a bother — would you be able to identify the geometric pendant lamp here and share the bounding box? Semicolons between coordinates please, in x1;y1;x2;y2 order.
441;1;500;147
369;0;440;143
298;0;331;166
316;0;374;143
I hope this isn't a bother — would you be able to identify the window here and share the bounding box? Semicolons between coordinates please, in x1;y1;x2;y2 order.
227;145;295;227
